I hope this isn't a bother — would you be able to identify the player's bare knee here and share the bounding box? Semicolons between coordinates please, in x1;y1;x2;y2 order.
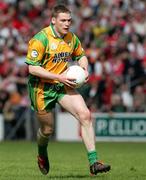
78;109;91;125
42;126;54;136
47;127;54;135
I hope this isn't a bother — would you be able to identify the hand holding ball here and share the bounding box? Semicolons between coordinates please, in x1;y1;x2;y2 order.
66;65;86;88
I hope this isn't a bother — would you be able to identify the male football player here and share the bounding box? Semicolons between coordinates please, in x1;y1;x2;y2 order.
26;4;111;176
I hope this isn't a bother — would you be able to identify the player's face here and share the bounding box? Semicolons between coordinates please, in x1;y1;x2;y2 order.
52;13;72;36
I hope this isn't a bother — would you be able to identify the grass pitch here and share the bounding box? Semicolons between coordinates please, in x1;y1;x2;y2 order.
0;141;146;180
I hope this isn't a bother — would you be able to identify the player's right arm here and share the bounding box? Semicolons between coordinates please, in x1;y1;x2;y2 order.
28;65;76;87
28;65;70;84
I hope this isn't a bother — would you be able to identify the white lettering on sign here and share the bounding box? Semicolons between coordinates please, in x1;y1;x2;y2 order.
96;120;108;134
96;119;146;136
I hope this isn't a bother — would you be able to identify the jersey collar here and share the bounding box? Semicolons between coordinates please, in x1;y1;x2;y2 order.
50;23;65;39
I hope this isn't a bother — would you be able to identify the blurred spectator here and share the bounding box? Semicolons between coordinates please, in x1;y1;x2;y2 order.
123;51;144;92
86;41;100;73
94;53;112;77
0;90;9;114
110;94;127;112
132;85;146;112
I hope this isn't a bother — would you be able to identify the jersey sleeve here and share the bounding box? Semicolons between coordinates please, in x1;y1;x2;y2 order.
25;31;48;66
72;34;85;61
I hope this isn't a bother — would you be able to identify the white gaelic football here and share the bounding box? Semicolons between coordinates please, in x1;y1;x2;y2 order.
66;65;86;88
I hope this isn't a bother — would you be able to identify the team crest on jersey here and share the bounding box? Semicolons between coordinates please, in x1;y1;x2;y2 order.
50;43;58;50
31;50;38;58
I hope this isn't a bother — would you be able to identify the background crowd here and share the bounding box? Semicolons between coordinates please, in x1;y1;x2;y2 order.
0;0;146;138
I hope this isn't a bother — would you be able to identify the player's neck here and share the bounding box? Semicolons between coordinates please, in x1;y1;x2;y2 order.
53;26;65;38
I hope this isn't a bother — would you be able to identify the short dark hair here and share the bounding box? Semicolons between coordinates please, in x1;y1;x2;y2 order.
52;4;71;18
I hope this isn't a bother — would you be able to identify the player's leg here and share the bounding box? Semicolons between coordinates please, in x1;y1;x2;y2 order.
58;89;111;175
28;81;56;175
59;90;97;161
59;91;95;151
36;110;54;175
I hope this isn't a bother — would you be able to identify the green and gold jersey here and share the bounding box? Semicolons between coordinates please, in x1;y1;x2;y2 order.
26;23;85;84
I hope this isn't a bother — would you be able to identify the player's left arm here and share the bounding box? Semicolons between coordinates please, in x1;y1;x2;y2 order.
72;34;89;82
78;56;89;82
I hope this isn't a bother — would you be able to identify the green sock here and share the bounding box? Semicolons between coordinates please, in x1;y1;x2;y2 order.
37;129;49;157
88;150;98;165
38;145;48;157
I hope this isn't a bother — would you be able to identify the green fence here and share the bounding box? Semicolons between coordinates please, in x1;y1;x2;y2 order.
93;113;146;141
